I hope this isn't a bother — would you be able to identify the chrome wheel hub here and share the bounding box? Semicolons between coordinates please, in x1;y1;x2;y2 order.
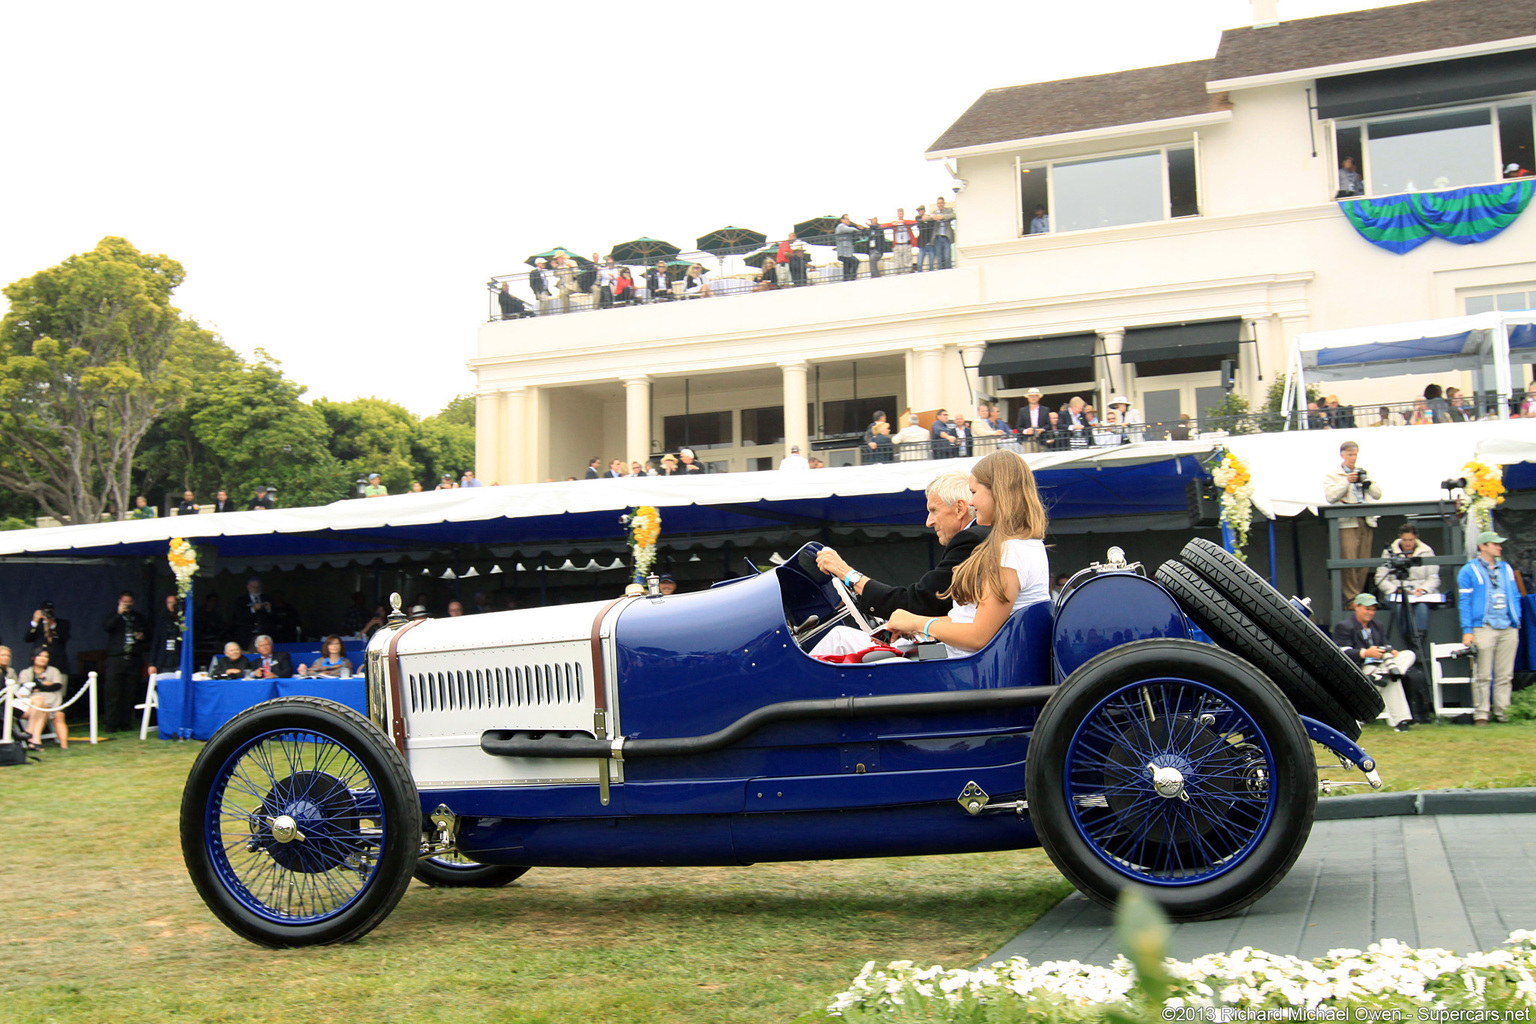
1148;762;1188;801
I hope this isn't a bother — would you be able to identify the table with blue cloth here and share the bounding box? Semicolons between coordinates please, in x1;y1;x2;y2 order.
1520;595;1536;671
154;672;367;740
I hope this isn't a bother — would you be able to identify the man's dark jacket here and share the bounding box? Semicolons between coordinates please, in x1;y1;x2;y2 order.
1330;614;1387;665
858;524;990;618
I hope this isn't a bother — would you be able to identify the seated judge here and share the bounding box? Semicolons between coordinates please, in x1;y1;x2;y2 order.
248;634;294;679
210;641;252;680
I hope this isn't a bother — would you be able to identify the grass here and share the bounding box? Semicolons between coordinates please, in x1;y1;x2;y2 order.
0;735;1070;1024
1321;716;1536;794
3;719;1529;1023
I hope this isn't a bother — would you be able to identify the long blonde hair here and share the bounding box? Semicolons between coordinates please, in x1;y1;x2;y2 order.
943;451;1048;606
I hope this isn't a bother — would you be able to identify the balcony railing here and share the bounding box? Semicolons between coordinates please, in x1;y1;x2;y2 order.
806;395;1528;467
485;234;953;321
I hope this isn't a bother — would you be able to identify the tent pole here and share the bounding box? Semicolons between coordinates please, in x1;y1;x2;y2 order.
1268;518;1278;588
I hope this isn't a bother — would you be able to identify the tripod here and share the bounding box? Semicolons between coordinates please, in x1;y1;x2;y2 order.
1386;577;1436;722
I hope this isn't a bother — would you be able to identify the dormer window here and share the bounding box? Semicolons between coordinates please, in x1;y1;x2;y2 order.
1019;144;1200;236
1333;101;1534;198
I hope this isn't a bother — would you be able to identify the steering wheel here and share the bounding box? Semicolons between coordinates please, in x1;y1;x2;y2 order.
828;576;876;634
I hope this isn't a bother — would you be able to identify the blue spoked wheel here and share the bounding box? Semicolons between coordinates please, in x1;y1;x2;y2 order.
1026;640;1315;921
180;697;420;947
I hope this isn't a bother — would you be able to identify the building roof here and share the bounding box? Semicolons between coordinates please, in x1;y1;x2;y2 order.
1209;0;1536;84
926;60;1228;155
928;0;1536;155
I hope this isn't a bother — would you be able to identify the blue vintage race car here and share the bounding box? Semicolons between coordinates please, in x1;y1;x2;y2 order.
181;537;1385;947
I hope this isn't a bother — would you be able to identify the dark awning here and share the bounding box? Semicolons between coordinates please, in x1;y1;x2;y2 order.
1317;48;1536;121
1121;319;1241;364
978;333;1096;376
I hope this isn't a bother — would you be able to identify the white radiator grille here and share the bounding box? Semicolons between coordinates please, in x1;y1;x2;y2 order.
406;662;584;714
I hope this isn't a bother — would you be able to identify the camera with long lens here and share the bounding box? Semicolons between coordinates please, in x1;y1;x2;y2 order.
1441;476;1467;491
1383;552;1422;580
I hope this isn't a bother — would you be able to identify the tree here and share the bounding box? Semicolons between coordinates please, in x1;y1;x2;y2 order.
189;351;348;509
135;328;244;502
0;237;203;522
412;411;475;487
436;394;476;428
315;397;419;495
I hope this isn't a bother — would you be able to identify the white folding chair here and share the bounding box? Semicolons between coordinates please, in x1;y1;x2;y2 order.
136;675;160;740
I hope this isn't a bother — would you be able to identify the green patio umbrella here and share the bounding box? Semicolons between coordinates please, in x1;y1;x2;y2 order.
739;246;779;267
609;237;681;263
524;248;593;268
696;226;767;255
792;216;840;243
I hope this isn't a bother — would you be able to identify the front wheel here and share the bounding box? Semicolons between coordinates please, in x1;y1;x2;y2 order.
1026;640;1315;922
180;697;420;947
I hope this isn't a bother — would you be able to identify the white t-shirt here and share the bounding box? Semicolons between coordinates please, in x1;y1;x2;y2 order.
946;538;1050;655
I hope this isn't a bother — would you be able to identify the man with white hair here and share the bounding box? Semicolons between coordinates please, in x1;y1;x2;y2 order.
815;471;990;621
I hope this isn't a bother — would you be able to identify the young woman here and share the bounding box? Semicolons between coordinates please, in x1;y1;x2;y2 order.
19;647;68;750
613;266;636;306
308;635;353;678
885;450;1051;655
753;258;778;292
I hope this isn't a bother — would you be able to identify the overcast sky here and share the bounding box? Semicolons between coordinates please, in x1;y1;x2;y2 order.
0;0;1401;416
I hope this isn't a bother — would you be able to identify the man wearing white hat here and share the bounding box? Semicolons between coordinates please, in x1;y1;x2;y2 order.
1105;395;1143;443
1014;388;1049;451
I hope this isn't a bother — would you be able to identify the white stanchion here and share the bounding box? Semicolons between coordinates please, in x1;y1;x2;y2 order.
2;679;14;744
88;670;98;744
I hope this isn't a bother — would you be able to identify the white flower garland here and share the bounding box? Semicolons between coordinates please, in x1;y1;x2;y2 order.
826;932;1536;1018
1210;448;1256;560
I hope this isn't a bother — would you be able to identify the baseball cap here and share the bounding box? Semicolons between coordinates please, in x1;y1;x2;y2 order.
1353;594;1377;607
658;573;675;582
368;472;380;480
1477;530;1507;545
1507;163;1521;174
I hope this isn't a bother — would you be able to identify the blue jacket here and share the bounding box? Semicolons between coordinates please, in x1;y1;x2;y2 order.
1457;557;1523;632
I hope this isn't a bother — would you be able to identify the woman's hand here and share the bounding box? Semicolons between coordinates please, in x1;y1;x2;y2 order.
885;609;926;639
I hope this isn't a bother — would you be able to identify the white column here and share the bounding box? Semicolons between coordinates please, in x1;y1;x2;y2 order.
913;345;944;412
780;360;810;456
623;375;652;467
475;390;502;486
1096;327;1126;410
501;386;529;484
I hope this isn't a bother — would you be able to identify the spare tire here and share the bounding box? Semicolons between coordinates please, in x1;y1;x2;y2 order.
1155;560;1361;739
1178;538;1382;724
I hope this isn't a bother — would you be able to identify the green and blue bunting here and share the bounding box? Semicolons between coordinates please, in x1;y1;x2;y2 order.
1339;180;1534;254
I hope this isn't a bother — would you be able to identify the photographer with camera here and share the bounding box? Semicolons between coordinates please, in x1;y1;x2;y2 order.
1375;522;1440;638
1331;594;1415;732
1323;440;1382;605
1458;530;1522;725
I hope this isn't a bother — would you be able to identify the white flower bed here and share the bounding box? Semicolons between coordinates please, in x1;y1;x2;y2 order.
825;931;1536;1020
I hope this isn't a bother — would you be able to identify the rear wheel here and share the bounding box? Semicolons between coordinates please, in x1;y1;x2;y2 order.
414;853;530;888
1178;538;1382;723
1155;560;1361;739
180;697;419;947
1026;640;1315;921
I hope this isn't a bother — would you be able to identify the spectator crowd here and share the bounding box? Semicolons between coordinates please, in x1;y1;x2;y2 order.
495;200;959;320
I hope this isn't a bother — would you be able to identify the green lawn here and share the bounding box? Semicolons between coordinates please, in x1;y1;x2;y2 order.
2;720;1527;1023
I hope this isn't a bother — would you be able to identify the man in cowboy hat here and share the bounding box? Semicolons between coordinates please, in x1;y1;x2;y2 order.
1105;395;1143;443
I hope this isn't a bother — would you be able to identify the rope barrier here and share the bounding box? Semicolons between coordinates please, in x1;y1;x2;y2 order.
4;672;97;715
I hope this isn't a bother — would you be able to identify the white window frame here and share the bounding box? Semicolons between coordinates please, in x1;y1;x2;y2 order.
1333;95;1534;198
1016;142;1201;238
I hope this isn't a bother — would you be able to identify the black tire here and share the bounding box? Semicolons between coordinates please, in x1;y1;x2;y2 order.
1026;640;1316;921
1156;560;1361;740
180;697;420;947
414;854;529;888
1179;538;1383;724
